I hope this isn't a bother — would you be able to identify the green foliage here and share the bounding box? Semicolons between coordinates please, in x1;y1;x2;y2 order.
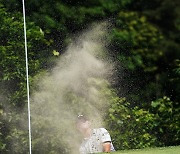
108;11;168;107
110;11;163;72
109;9;179;111
151;96;180;146
105;95;159;150
1;0;132;50
0;4;51;105
0;108;6;151
170;59;180;101
105;95;180;150
127;0;180;103
0;4;51;153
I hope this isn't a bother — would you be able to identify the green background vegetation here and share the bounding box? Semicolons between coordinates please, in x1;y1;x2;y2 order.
0;0;179;153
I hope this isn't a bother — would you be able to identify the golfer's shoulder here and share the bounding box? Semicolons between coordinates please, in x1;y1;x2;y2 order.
95;128;109;135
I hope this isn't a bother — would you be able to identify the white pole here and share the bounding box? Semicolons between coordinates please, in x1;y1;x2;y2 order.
22;0;32;154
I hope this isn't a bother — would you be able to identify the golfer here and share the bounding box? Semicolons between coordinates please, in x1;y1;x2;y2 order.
76;115;115;154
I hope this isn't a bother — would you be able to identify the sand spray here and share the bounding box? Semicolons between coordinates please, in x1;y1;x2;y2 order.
31;23;113;153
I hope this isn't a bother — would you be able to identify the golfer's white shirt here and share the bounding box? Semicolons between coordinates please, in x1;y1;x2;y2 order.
80;128;115;154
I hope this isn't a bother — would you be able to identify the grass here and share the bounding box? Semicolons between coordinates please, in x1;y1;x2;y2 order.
105;146;180;154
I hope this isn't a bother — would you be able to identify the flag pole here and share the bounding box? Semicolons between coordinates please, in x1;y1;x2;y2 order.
22;0;32;153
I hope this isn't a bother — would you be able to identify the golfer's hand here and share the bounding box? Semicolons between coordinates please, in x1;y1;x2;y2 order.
103;142;111;152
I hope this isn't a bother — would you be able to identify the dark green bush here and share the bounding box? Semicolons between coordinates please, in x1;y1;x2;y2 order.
105;96;159;150
151;96;180;146
105;95;180;150
0;4;51;153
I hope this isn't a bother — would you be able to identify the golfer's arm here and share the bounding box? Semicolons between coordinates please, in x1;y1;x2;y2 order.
103;142;111;152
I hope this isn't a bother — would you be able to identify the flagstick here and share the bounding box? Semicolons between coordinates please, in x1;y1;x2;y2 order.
22;0;32;153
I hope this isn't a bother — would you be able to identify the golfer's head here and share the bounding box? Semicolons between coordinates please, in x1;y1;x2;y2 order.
76;115;91;132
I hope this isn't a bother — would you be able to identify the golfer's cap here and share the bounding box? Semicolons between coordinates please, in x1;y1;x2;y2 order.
76;114;88;123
